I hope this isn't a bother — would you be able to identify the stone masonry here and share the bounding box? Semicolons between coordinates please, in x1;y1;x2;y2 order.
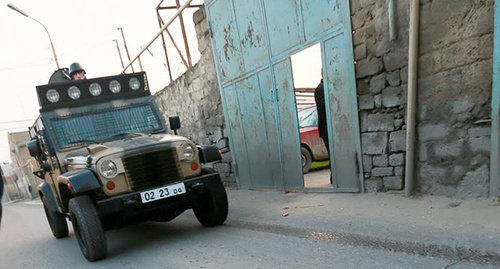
154;8;236;187
353;0;493;197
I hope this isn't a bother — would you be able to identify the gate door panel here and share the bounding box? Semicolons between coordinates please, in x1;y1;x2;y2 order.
274;59;303;189
236;75;274;188
263;0;302;56
257;68;283;187
209;0;244;82
324;33;363;191
222;84;252;186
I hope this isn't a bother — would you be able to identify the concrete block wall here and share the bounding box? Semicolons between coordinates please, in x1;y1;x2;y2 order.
416;0;493;198
352;0;494;197
154;8;236;187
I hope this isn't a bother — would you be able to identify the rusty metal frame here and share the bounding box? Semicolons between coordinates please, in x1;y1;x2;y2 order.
156;0;202;81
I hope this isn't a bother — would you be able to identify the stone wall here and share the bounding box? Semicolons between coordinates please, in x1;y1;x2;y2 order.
154;8;236;187
352;0;494;197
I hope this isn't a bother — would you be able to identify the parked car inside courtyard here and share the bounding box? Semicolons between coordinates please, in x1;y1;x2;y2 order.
298;106;329;173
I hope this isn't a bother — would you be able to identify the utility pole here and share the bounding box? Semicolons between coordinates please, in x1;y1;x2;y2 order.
118;27;134;72
113;39;125;69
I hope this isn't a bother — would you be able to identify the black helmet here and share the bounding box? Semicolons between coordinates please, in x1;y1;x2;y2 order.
69;62;86;77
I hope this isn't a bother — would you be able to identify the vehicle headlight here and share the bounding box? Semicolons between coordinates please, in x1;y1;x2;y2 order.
89;83;102;96
46;89;60;103
68;86;81;99
109;80;121;93
100;160;118;178
129;77;141;90
182;143;195;159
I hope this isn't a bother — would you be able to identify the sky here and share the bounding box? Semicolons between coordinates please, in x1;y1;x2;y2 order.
0;0;203;163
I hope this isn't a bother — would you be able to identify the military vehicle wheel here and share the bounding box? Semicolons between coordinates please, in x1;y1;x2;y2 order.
301;147;312;174
69;196;107;262
193;182;228;227
42;196;69;238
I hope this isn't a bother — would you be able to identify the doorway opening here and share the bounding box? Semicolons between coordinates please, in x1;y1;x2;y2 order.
290;43;331;189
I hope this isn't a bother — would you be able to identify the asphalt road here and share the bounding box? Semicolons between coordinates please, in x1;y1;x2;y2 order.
0;201;496;269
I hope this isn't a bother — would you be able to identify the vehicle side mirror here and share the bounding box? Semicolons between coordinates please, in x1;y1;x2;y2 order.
197;145;222;163
27;139;42;158
169;116;181;135
33;170;46;179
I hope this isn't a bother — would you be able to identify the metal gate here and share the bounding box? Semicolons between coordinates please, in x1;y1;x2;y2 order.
206;0;363;191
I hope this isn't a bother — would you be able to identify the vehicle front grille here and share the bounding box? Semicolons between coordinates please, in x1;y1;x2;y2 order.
123;148;182;191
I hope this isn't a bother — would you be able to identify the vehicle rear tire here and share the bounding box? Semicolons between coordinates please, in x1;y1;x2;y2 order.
301;147;312;174
42;196;69;239
69;196;107;262
193;181;228;227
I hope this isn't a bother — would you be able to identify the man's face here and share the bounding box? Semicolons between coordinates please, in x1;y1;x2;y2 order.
72;71;85;80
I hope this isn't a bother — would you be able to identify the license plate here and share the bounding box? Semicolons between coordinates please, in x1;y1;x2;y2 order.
140;182;186;204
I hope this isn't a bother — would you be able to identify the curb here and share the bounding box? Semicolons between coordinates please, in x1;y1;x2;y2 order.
226;219;500;266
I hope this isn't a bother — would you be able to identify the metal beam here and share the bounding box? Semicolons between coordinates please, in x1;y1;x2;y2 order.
176;0;193;67
157;8;173;81
159;16;190;68
121;0;194;74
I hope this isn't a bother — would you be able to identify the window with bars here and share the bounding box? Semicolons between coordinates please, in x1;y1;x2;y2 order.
51;104;163;149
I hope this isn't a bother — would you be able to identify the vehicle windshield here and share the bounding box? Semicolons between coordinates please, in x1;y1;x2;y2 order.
298;106;317;128
50;104;163;149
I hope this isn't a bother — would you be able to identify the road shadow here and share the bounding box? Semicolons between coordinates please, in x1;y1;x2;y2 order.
105;211;226;258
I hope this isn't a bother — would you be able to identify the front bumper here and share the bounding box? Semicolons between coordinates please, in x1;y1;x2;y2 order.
96;173;222;217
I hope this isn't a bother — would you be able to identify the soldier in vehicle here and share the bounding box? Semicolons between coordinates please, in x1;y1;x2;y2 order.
68;62;86;80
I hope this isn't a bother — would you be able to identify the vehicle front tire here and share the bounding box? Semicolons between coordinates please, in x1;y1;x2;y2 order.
42;196;69;239
193;181;228;227
301;147;312;174
69;196;107;262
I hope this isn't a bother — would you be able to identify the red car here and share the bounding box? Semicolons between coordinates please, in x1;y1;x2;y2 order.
298;106;329;173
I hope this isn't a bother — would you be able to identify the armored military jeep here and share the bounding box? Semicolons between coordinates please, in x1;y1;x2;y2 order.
27;71;228;261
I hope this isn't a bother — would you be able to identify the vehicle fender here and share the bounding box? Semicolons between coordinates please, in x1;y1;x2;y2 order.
197;145;222;163
58;169;101;195
38;182;59;213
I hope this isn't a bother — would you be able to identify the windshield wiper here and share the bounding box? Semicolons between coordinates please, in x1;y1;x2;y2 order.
110;132;143;138
71;139;101;145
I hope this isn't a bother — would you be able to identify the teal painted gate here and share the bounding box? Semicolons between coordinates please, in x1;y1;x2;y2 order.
206;0;363;191
490;1;500;197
